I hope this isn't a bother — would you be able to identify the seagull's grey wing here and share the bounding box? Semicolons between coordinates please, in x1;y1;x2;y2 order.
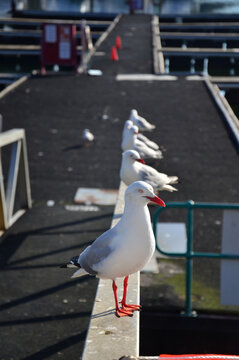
137;134;159;150
136;141;158;158
138;115;156;131
79;228;117;275
139;167;160;189
137;133;147;142
136;117;145;129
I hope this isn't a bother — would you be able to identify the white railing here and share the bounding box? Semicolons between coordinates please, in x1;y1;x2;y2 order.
152;16;165;74
78;15;122;74
0;128;32;234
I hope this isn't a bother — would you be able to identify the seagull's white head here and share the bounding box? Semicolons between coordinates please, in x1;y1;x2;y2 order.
131;109;138;116
122;150;145;164
125;181;165;207
124;119;133;131
129;125;139;136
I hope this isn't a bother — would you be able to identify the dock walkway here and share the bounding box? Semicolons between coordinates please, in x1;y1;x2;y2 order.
0;14;239;359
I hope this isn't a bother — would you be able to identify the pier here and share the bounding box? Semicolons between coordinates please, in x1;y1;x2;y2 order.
1;12;239;360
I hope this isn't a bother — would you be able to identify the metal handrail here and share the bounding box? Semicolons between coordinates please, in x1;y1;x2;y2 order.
79;19;95;74
152;200;239;316
0;128;31;233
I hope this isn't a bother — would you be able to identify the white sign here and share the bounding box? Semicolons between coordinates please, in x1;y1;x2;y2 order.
45;24;57;43
59;42;71;59
156;222;187;254
220;210;239;305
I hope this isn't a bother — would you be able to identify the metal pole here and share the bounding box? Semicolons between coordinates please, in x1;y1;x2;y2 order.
185;200;194;316
80;20;86;73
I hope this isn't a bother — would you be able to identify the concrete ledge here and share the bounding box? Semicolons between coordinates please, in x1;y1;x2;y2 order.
82;181;140;360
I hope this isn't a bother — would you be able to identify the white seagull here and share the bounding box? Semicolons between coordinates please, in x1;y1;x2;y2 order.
120;150;178;192
121;125;163;160
123;120;160;150
61;181;165;318
129;109;156;132
82;129;94;146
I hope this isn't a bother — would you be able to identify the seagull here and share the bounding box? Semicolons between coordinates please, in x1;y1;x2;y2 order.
60;181;165;318
129;109;155;132
82;129;94;146
123;120;160;150
120;150;178;192
121;125;163;160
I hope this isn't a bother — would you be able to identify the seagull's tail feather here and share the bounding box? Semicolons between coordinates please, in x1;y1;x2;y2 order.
147;140;159;150
149;124;156;130
168;176;179;184
143;124;156;132
71;268;88;278
163;184;178;192
153;150;163;159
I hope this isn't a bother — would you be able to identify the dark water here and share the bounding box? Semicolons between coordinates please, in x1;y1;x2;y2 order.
1;0;239;17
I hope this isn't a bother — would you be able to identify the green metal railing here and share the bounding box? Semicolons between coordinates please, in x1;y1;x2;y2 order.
152;200;239;317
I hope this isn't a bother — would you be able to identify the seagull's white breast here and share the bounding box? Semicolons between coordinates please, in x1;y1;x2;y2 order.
94;206;155;280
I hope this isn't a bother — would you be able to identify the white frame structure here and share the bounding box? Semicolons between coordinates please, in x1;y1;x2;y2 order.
0;128;32;233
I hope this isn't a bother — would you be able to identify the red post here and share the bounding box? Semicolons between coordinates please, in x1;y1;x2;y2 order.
116;36;122;50
111;46;119;61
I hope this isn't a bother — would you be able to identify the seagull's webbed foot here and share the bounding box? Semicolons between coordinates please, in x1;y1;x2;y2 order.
120;276;141;313
121;303;142;311
115;307;134;317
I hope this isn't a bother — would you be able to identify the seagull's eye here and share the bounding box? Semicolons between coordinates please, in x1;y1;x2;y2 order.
138;189;144;193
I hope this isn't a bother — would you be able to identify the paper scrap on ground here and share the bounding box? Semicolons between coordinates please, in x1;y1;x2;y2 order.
74;187;118;205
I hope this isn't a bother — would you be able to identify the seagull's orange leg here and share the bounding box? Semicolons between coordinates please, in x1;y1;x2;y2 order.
120;276;141;311
112;280;133;317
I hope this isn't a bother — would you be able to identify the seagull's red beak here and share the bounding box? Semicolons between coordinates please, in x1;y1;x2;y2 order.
145;195;166;207
137;158;145;164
